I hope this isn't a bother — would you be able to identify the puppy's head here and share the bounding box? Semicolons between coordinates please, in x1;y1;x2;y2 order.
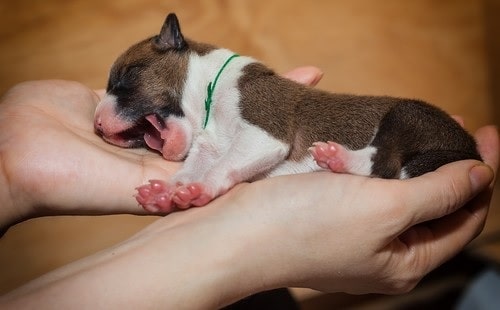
95;13;208;159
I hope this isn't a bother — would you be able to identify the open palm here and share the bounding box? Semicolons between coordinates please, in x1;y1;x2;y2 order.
0;80;181;223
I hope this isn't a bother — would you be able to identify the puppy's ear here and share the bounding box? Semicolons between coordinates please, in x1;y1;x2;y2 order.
154;13;186;51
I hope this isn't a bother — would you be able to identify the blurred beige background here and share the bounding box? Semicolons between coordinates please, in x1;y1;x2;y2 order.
0;0;499;307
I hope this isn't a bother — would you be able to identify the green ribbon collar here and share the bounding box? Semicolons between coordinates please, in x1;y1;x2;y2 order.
203;54;240;129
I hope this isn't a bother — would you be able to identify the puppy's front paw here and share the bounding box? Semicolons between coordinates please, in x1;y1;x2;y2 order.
173;183;213;207
136;180;214;213
136;180;176;213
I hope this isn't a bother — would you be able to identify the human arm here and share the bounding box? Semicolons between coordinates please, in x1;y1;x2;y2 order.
0;125;497;309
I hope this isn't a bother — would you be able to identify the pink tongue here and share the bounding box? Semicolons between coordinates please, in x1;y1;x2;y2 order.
144;114;166;153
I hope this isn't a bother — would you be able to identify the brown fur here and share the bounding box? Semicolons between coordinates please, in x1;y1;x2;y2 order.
236;62;480;176
238;63;394;160
106;37;217;124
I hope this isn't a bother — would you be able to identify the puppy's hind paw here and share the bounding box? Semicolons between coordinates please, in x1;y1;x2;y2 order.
309;141;347;173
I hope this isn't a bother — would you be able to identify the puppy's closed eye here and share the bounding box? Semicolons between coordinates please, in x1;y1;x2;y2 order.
119;65;144;89
108;65;144;91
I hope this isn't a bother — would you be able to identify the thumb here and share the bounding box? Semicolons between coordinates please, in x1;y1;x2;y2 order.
401;160;493;226
282;66;324;86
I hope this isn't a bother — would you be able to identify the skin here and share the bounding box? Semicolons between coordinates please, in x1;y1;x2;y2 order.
0;68;498;309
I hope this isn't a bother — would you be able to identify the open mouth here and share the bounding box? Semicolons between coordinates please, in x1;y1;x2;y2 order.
143;114;167;152
99;114;166;153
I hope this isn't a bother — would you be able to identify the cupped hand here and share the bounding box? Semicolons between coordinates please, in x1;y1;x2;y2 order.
0;80;178;227
225;125;498;295
0;67;323;229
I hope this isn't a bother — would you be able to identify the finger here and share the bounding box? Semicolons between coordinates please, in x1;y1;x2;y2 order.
398;126;499;276
94;89;106;100
474;125;499;175
465;125;499;218
399;201;487;276
282;66;324;86
451;115;465;127
401;160;494;226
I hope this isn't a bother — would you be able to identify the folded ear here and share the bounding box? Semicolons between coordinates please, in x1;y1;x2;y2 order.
154;13;186;51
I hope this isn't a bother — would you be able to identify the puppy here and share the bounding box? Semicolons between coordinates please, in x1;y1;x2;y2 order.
94;13;481;213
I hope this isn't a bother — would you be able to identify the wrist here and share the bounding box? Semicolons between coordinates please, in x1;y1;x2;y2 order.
133;194;289;308
0;182;32;234
180;190;288;307
0;196;284;309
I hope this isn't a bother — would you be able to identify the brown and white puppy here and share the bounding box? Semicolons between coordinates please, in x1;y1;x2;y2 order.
95;13;481;213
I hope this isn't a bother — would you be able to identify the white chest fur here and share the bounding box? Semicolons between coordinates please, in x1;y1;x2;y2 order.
168;49;293;196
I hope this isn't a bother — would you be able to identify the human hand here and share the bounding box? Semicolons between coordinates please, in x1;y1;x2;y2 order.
0;68;323;229
222;125;498;295
0;81;178;228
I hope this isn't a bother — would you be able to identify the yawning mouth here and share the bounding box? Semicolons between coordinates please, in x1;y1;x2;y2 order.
97;114;167;153
143;114;167;152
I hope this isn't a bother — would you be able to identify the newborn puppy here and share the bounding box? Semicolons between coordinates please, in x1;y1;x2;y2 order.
94;13;481;213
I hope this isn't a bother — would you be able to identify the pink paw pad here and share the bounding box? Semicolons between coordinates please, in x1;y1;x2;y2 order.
309;141;347;173
135;180;175;213
173;183;212;208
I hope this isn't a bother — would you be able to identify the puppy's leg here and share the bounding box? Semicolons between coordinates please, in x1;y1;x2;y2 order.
137;125;289;211
171;125;290;207
136;132;228;213
136;133;226;212
401;150;482;178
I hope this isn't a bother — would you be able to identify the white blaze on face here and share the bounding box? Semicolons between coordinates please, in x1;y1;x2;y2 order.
94;93;136;147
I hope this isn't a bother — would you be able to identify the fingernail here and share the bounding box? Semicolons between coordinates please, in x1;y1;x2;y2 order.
310;71;324;86
284;67;324;86
469;164;494;193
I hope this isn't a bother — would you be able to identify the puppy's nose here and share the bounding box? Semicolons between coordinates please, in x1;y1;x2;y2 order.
94;116;104;136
